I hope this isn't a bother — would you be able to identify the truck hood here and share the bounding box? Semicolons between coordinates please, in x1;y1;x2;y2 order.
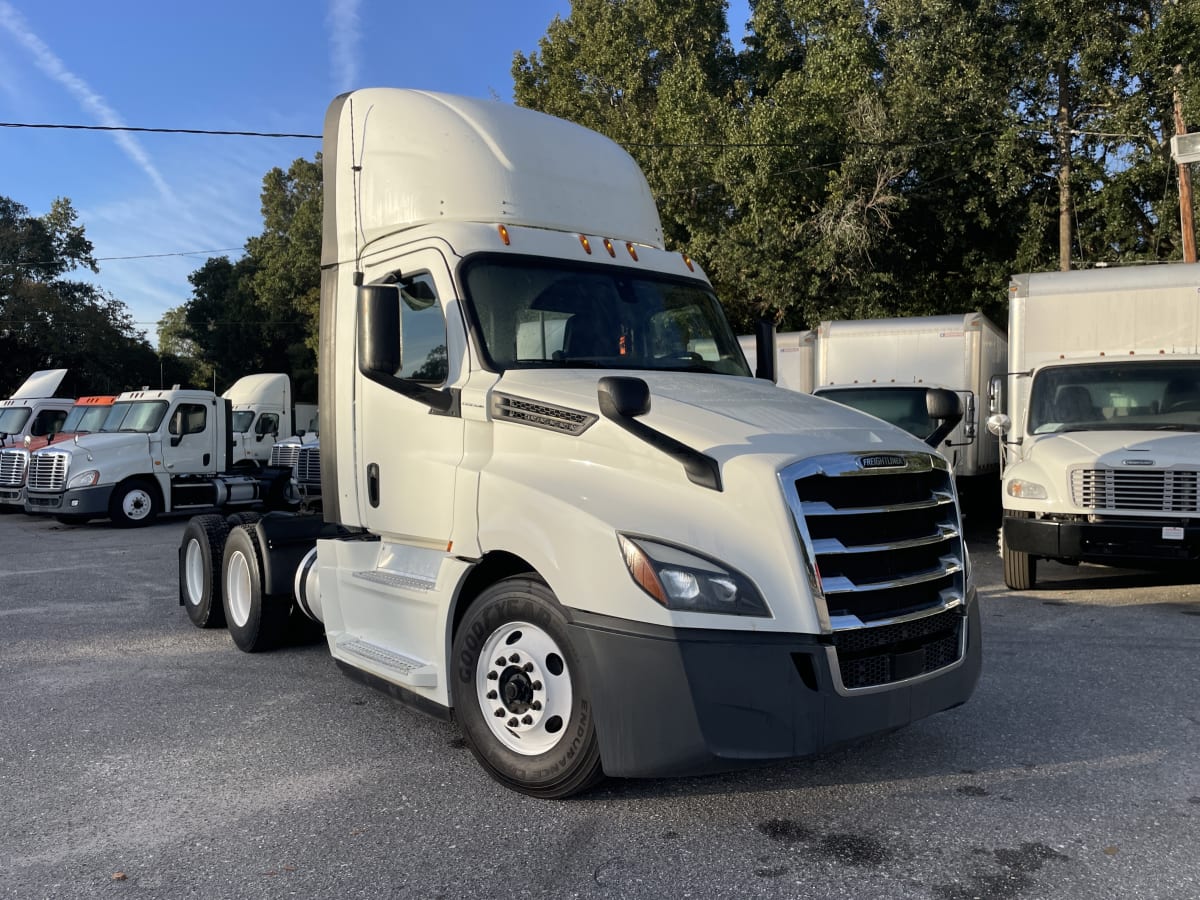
494;369;933;461
1026;429;1200;470
44;431;152;463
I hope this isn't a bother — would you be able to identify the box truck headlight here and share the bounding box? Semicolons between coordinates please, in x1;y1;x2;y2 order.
1006;478;1047;500
618;535;770;617
67;469;100;489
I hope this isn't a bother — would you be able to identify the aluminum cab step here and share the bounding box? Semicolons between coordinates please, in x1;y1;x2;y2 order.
335;637;438;688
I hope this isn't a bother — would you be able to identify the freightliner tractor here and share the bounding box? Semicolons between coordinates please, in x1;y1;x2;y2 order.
176;89;981;798
0;369;74;451
25;376;297;526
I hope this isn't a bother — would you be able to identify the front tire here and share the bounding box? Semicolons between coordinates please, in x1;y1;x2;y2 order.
222;525;290;652
109;478;159;527
179;514;230;628
451;577;604;799
1001;512;1037;590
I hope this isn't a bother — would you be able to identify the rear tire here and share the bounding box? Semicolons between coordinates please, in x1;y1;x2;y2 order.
109;478;159;528
222;525;290;652
225;511;261;528
179;514;230;628
1001;512;1037;590
451;577;604;799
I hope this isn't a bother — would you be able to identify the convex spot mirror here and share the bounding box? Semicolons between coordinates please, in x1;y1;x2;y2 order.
987;413;1011;436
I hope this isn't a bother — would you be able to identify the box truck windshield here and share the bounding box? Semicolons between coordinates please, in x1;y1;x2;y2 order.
1027;361;1200;434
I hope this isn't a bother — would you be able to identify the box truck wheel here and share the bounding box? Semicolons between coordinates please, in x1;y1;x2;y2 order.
222;525;290;652
1001;512;1037;590
179;514;230;628
109;478;159;527
452;577;604;799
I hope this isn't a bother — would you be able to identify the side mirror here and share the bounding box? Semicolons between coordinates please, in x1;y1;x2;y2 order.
754;318;777;382
987;413;1011;436
924;387;963;449
598;376;651;419
358;284;402;377
988;374;1005;416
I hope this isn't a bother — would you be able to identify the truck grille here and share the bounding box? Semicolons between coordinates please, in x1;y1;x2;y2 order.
269;444;299;469
296;445;320;485
0;449;27;487
782;451;966;690
27;451;69;491
1071;468;1200;513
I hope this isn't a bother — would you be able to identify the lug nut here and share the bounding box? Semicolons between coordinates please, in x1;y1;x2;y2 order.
532;681;542;691
509;654;520;663
495;657;506;667
523;662;534;672
507;717;519;728
532;701;542;711
494;709;505;718
486;690;497;700
487;671;498;680
522;715;533;725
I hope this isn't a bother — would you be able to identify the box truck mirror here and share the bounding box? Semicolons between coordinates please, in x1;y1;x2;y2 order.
986;413;1011;436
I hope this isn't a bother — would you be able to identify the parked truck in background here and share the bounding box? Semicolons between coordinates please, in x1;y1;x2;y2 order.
0;395;116;509
24;375;297;526
988;266;1200;589
813;314;1008;482
737;330;816;393
0;369;75;450
176;89;980;798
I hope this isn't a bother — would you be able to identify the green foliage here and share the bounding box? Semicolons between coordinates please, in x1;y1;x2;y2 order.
0;196;165;397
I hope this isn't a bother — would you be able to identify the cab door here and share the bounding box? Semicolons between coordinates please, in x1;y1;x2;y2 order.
356;249;466;545
163;400;218;474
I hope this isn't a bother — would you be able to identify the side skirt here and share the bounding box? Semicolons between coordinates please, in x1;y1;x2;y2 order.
334;658;453;722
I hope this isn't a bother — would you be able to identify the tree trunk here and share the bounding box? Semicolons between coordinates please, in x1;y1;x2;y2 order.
1056;61;1072;271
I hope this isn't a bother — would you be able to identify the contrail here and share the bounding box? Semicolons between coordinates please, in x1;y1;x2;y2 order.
328;0;362;93
0;1;174;201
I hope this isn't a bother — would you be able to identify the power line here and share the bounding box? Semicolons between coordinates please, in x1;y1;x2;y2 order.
0;122;320;139
0;247;245;269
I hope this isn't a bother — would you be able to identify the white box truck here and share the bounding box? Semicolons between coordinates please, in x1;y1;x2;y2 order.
737;330;816;393
24;375;297;526
813;314;1008;479
176;89;980;798
988;266;1200;589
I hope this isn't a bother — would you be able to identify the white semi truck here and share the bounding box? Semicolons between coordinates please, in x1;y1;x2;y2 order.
989;266;1200;589
24;375;297;526
0;369;74;449
224;372;297;468
177;89;980;798
813;314;1008;480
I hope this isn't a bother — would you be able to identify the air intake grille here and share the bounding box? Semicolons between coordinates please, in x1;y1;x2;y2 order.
1071;468;1200;513
491;393;597;436
0;449;27;487
28;451;69;492
782;451;966;689
269;444;300;469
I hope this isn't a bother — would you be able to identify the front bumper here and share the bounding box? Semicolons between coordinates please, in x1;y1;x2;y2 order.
25;485;113;517
568;592;981;779
0;486;25;506
1005;515;1200;563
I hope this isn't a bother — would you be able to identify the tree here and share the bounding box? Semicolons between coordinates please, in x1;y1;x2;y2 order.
0;196;161;396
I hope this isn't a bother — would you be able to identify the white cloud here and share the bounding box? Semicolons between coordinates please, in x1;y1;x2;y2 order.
0;0;174;201
327;0;362;93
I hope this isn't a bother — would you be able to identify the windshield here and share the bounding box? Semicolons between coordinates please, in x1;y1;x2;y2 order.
61;404;112;435
815;387;937;439
232;411;256;433
1028;361;1200;434
0;407;32;435
461;257;751;376
102;400;169;434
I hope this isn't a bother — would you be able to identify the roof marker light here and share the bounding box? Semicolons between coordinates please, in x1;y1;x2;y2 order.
626;242;638;261
603;238;615;257
579;234;592;254
497;224;510;246
682;252;694;271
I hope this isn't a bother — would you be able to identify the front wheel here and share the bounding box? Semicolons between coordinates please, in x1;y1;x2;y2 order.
451;577;604;799
1001;513;1037;590
109;478;159;527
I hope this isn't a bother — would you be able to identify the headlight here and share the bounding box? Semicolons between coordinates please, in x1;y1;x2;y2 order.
618;534;770;617
1006;478;1047;500
68;469;100;489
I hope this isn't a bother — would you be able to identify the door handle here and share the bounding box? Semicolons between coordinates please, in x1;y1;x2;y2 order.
367;463;380;507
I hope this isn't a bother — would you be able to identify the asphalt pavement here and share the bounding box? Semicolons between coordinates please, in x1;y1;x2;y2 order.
1;506;1197;899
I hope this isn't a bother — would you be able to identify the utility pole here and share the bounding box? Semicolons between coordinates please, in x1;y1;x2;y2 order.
1174;88;1197;263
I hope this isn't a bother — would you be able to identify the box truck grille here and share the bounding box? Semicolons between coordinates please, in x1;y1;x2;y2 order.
782;451;966;689
27;451;69;491
296;445;320;485
0;449;27;487
1071;468;1200;513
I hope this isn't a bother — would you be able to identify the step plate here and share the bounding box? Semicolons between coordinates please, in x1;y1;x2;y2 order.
337;638;438;688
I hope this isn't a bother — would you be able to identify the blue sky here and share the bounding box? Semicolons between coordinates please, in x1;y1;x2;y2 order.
0;1;751;348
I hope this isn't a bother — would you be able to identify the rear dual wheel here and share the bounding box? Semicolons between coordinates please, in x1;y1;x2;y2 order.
222;525;291;652
180;514;230;628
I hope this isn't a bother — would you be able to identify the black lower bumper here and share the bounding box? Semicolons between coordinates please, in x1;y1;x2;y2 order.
25;485;112;516
567;595;981;779
1004;515;1200;563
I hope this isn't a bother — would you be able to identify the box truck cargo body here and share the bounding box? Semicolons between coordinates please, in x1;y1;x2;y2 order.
990;266;1200;589
813;314;1007;478
737;331;816;393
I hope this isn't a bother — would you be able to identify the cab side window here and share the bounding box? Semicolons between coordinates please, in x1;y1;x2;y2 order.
169;404;208;436
30;409;68;437
255;413;279;436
